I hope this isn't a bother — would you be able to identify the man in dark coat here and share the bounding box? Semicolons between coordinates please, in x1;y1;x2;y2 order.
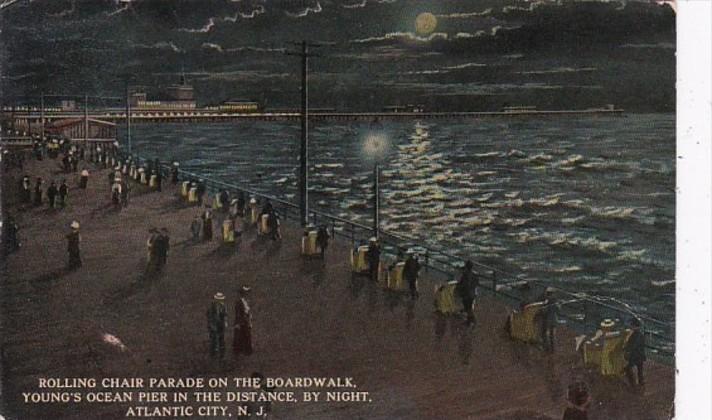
155;166;163;192
366;237;381;281
207;292;228;359
624;318;646;387
3;215;20;254
456;260;479;325
219;190;230;211
260;200;274;218
157;228;170;270
58;180;69;208
316;226;329;261
62;154;71;173
191;215;202;243
403;251;421;300
202;209;213;241
33;177;43;206
538;288;559;352
233;286;253;357
20;175;31;204
47;181;58;208
267;210;280;241
236;192;246;217
170;162;180;185
562;381;590;420
196;180;206;203
66;221;82;270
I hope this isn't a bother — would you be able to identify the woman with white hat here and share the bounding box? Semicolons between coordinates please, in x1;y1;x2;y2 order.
66;221;82;270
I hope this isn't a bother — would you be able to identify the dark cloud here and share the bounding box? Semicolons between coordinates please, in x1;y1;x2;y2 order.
0;0;675;111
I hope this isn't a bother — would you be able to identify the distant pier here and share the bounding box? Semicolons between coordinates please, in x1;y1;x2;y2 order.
2;107;624;126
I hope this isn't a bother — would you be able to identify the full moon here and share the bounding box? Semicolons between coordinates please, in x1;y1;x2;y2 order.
415;12;437;35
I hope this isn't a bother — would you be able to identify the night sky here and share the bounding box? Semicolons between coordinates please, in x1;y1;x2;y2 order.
0;0;675;112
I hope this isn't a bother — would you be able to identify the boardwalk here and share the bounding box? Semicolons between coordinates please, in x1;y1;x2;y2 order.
0;157;673;420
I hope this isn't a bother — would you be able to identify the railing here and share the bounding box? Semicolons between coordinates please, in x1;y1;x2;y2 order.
121;152;675;363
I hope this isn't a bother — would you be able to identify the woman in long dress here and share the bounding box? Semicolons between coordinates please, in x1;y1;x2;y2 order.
233;286;253;356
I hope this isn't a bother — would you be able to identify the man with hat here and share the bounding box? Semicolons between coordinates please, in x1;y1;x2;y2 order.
456;260;479;325
403;249;421;300
201;208;213;241
207;292;228;359
623;318;646;387
20;175;31;204
233;286;253;357
366;237;381;282
66;221;82;270
196;179;206;203
170;162;180;185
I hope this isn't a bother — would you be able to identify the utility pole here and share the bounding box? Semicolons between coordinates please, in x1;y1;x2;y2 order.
287;41;320;226
373;163;380;238
84;94;89;145
40;92;44;140
125;81;132;154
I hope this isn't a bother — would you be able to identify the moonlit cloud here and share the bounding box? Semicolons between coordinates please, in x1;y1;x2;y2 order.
285;1;322;17
178;18;215;33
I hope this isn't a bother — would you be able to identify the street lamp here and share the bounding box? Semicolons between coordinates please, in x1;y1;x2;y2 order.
361;131;391;238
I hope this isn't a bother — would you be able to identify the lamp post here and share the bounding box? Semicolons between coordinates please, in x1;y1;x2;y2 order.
362;132;391;239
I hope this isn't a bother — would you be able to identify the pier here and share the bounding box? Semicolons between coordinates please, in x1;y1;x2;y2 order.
0;152;673;419
2;107;624;126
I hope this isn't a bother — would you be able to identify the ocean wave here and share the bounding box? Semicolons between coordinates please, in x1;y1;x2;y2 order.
561;215;586;225
475;192;494;202
511;230;617;253
314;163;345;169
462;214;495;226
134;41;183;53
556;154;585;167
475;151;501;158
521;153;553;163
552;265;582;273
651;279;675;287
516;67;598;75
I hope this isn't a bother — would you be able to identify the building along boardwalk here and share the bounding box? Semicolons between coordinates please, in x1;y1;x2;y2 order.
1;156;673;420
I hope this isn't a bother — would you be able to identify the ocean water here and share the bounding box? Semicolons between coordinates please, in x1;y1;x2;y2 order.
126;114;675;322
